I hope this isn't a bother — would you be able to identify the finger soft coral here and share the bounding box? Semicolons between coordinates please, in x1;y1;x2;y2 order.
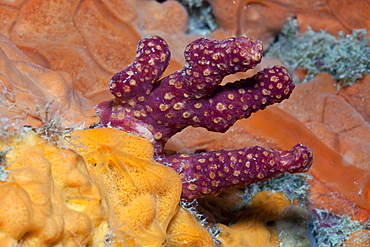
97;35;313;200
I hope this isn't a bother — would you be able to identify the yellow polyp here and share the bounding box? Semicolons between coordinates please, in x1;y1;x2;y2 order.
65;198;89;211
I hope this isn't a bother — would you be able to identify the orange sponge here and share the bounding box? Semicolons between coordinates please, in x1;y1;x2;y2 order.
216;191;307;246
0;127;216;246
0;129;108;246
71;128;183;245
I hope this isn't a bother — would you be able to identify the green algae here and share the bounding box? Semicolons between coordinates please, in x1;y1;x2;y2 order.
265;18;370;87
311;209;369;247
177;0;217;35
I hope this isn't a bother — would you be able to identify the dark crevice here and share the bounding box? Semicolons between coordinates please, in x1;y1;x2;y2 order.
177;0;218;35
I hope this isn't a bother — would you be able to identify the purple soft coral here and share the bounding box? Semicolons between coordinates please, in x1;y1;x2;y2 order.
97;35;313;200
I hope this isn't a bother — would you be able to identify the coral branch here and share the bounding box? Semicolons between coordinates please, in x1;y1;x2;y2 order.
185;66;294;132
181;36;263;97
109;36;170;101
160;144;312;200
